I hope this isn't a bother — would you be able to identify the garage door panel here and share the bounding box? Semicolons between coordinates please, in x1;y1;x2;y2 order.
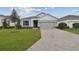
40;22;55;29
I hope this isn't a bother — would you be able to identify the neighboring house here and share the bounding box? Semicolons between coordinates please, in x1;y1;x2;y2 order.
0;15;6;27
0;15;15;27
57;15;79;28
0;12;79;28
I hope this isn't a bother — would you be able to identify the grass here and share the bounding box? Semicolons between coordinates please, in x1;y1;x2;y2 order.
64;28;79;34
0;28;41;51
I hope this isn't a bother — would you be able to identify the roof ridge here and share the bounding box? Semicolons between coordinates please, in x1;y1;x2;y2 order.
58;14;79;21
36;12;58;19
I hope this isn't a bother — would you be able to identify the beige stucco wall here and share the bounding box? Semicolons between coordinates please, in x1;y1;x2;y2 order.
0;16;5;26
38;15;58;27
57;20;79;28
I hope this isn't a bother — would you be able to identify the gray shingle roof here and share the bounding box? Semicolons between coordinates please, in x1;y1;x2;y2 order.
22;16;38;19
0;15;6;17
36;12;58;19
22;12;58;20
58;15;79;21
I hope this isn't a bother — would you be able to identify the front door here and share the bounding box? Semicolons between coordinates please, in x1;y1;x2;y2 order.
33;20;38;27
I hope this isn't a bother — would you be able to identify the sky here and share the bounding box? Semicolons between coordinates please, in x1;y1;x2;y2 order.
0;7;79;18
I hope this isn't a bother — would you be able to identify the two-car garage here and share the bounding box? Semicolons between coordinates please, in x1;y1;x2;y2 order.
39;20;57;29
37;12;58;29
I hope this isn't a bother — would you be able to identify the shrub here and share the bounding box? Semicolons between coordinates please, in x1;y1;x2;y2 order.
2;18;8;28
7;26;14;29
0;27;2;29
73;23;79;29
21;27;33;29
16;24;22;29
58;22;68;29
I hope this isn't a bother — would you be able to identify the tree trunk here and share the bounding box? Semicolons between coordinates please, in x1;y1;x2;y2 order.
14;22;17;29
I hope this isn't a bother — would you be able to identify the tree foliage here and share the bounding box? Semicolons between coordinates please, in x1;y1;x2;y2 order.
10;8;19;22
10;8;21;29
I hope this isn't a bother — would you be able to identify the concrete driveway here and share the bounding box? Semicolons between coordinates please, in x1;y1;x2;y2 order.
28;28;79;51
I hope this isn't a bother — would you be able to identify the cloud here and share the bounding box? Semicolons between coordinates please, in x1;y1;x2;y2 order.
70;9;79;15
18;7;41;13
62;9;79;16
12;7;42;18
10;7;55;18
44;7;55;10
50;7;55;9
44;7;48;10
72;9;79;13
16;7;41;13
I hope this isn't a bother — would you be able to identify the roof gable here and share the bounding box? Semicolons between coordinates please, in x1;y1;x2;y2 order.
37;12;58;19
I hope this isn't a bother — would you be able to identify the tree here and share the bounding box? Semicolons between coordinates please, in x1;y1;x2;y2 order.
10;8;20;28
73;23;79;29
58;22;68;29
3;18;8;28
16;19;22;29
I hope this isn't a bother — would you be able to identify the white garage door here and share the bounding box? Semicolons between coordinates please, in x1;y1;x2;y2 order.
40;22;55;29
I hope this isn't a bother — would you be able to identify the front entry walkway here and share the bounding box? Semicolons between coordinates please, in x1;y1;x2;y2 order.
28;28;79;51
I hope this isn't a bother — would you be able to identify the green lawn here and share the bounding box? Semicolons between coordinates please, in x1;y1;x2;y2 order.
64;28;79;34
0;28;41;51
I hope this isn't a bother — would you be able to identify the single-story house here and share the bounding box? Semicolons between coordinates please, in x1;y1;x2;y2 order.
21;12;58;29
0;15;16;27
57;15;79;28
0;12;79;29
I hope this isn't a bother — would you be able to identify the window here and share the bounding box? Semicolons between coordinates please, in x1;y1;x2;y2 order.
23;21;29;25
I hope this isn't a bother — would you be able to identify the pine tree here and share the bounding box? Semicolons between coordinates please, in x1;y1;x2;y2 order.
10;8;20;29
